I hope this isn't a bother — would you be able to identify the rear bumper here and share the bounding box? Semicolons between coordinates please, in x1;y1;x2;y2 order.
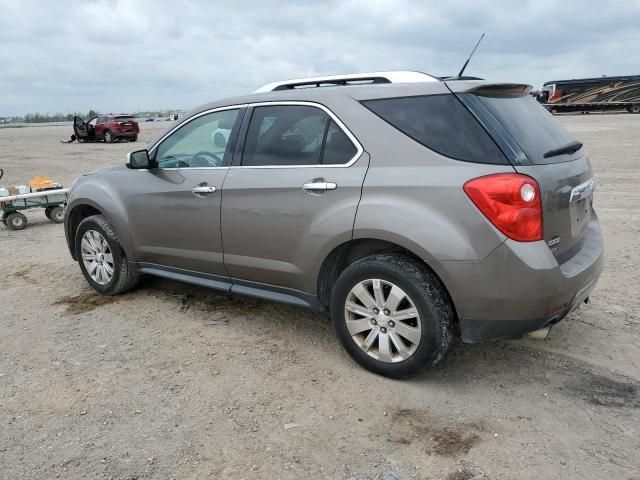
439;216;604;342
113;131;138;138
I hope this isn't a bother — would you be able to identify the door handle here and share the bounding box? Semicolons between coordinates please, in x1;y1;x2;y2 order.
192;185;217;197
303;180;337;193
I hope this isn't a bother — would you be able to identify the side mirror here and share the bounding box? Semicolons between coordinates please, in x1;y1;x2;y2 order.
127;149;152;169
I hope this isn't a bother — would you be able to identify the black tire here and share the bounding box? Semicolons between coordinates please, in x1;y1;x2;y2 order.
130;135;138;142
331;253;454;379
630;104;640;114
49;206;64;223
104;130;113;143
6;212;28;230
44;207;53;219
75;214;140;295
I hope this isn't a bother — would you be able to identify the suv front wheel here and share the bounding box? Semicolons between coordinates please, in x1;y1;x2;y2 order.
75;214;140;295
331;253;454;379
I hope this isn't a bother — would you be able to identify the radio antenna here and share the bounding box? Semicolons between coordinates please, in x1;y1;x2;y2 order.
456;33;485;79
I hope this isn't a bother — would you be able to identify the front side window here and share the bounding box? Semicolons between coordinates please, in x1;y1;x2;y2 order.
241;105;358;166
154;109;239;168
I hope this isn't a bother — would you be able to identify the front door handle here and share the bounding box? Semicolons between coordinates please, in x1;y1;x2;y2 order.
303;179;337;193
192;184;217;197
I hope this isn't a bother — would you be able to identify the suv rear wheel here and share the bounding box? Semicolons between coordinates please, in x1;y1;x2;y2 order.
104;130;113;143
331;253;454;379
75;214;140;295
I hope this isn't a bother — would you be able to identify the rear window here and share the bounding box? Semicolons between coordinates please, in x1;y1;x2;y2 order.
114;116;135;122
361;94;507;165
469;94;580;164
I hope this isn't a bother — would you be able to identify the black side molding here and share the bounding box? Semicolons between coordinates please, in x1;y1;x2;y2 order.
137;263;317;310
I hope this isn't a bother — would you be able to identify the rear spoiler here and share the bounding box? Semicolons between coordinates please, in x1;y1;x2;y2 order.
445;81;532;95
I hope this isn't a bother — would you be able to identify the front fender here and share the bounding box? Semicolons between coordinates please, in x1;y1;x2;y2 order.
65;177;133;261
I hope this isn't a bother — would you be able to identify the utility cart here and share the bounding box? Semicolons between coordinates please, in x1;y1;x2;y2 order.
1;189;70;230
0;168;70;230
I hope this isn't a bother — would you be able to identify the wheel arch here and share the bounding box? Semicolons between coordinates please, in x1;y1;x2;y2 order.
316;237;458;321
65;198;131;261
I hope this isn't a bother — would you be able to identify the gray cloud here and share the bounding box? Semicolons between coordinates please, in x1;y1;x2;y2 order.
2;0;640;116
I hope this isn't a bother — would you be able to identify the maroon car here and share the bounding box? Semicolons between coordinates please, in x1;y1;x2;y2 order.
73;115;139;143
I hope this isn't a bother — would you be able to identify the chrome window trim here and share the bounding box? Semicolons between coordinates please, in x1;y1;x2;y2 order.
233;101;364;169
148;104;248;158
135;166;230;172
145;101;364;171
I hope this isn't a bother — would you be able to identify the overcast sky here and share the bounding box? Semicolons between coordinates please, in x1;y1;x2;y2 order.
2;0;640;116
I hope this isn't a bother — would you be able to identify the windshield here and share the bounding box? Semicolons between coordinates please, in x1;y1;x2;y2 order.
471;94;581;164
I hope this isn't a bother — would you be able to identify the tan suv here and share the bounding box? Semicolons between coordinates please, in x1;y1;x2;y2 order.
64;71;603;378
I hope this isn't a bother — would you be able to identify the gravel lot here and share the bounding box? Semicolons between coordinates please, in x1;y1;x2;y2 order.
1;115;639;480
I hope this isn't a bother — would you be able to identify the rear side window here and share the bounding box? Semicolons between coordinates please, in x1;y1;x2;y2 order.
361;94;507;164
241;105;358;166
114;115;135;122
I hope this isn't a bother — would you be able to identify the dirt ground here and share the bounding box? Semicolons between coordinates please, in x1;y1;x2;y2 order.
1;115;639;480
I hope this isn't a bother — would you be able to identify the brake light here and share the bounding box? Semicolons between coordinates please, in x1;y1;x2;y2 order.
463;173;543;242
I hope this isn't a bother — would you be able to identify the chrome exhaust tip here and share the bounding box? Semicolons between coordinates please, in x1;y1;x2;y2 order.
526;326;552;340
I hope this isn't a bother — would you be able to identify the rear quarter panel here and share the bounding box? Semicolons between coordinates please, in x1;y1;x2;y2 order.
347;107;515;305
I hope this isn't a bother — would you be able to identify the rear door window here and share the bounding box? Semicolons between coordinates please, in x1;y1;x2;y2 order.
322;120;358;164
242;105;326;166
466;93;581;164
241;105;358;166
361;94;507;165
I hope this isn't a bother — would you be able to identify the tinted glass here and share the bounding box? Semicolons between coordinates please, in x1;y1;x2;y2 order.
322;120;358;164
242;106;328;166
155;109;239;168
471;94;580;164
114;116;135;122
362;94;507;164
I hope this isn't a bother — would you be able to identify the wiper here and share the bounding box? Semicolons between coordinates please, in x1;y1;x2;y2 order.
543;140;583;158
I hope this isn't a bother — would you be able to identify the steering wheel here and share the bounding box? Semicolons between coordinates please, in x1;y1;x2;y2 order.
191;151;223;168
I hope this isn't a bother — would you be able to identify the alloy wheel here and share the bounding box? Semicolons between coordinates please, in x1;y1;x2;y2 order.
344;279;422;363
81;230;114;285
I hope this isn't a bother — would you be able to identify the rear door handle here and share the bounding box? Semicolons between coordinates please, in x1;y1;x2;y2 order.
192;184;217;197
303;180;337;193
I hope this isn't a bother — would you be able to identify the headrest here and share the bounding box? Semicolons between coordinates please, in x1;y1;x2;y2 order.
218;116;234;129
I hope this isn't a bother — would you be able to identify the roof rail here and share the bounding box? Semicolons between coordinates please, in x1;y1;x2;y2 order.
254;71;439;93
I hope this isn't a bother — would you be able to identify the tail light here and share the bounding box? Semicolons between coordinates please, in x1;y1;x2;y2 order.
463;173;542;242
